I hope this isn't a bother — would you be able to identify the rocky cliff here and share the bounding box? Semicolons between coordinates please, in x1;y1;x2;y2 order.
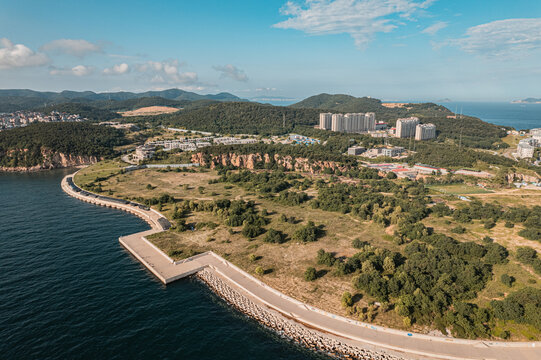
191;152;349;174
0;149;99;172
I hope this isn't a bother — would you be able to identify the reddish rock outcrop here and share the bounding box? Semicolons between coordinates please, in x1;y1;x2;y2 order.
191;152;349;174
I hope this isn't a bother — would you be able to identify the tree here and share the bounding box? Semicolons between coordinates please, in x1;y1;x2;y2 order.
386;172;397;179
383;256;396;274
304;267;317;281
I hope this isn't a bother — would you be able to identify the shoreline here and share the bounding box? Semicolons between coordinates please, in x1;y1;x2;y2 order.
60;171;541;360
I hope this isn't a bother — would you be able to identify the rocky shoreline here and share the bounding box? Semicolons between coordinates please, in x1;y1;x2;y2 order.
197;268;403;360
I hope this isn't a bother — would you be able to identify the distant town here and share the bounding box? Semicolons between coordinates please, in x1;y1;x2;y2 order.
0;111;86;130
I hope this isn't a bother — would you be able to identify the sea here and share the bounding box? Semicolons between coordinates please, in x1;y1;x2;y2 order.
436;102;541;130
0;170;327;360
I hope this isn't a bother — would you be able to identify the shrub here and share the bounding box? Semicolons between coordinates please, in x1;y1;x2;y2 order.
386;172;397;179
304;267;317;281
451;226;466;234
255;266;264;275
293;221;321;242
263;228;284;244
249;254;257;262
501;274;515;287
516;247;538;264
242;223;264;239
316;249;336;266
341;291;353;308
518;228;541;241
484;220;496;230
504;221;515;228
352;238;368;249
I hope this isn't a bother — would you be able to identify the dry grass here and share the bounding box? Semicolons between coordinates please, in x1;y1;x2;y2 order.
120;106;180;117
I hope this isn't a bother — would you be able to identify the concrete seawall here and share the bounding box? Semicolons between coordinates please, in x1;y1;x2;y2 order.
61;172;541;360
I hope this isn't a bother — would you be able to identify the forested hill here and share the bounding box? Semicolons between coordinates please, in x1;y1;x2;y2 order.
0;122;126;168
161;102;321;135
0;88;245;112
290;93;453;122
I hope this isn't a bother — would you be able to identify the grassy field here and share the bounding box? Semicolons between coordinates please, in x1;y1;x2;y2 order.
427;184;493;195
77;161;541;340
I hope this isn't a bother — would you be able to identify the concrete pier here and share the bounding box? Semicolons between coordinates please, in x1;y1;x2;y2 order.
61;172;541;360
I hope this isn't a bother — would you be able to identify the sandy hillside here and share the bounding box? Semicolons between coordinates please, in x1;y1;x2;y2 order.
120;106;180;117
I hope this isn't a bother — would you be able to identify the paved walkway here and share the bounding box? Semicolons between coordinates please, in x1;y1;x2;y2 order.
61;172;541;360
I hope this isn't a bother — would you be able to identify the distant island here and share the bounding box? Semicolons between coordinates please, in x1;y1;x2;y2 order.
512;98;541;104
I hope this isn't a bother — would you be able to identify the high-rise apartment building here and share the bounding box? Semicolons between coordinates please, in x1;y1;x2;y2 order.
415;123;436;140
395;117;419;138
319;113;332;130
331;114;344;132
322;112;376;133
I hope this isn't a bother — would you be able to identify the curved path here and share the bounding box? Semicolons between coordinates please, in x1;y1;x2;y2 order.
61;173;541;360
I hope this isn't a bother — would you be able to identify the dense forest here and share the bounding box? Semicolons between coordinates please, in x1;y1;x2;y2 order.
161;102;321;135
0;122;126;167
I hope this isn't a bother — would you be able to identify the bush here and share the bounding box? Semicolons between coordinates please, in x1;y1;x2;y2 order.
242;223;264;239
263;228;285;244
451;226;466;234
352;238;368;249
304;267;317;281
504;221;515;228
516;247;538;264
255;266;264;276
501;274;515;287
386;172;397;179
341;291;353;308
293;221;321;242
518;228;541;241
484;220;496;230
316;249;336;266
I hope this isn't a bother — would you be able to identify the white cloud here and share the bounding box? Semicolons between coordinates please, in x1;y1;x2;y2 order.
273;0;436;48
49;65;93;76
0;38;49;69
449;18;541;57
422;21;447;35
41;39;102;57
103;63;129;75
135;59;198;84
213;64;249;82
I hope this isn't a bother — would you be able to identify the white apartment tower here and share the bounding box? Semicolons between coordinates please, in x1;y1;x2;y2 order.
415;123;437;140
319;113;332;130
395;117;419;138
322;112;376;133
331;114;344;132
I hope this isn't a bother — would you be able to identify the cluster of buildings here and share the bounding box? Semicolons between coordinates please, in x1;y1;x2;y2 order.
364;163;493;180
395;117;436;140
0;111;85;130
349;146;406;158
516;128;541;159
319;112;376;133
147;136;258;152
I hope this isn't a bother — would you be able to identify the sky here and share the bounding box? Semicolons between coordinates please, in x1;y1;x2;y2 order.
0;0;540;102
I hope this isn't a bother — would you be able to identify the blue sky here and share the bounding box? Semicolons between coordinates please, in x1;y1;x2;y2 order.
0;0;540;101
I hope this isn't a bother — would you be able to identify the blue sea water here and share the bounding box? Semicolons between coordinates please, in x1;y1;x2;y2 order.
437;102;541;130
0;170;326;360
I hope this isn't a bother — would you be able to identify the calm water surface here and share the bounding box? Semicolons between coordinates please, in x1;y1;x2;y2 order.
0;170;326;360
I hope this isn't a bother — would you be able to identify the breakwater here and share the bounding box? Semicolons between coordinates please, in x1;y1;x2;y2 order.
197;268;400;360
